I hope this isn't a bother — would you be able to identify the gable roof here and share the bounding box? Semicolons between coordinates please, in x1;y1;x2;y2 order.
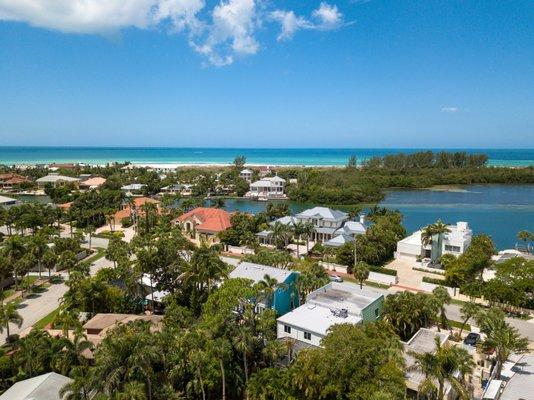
324;233;355;247
0;372;72;400
295;207;348;221
177;207;232;233
335;221;367;236
229;262;295;284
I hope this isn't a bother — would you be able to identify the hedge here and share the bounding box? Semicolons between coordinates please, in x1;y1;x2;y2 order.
422;276;452;287
369;266;398;277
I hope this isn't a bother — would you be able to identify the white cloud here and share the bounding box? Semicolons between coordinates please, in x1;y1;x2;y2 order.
269;10;310;41
270;3;344;41
441;106;459;113
0;0;345;66
312;2;343;29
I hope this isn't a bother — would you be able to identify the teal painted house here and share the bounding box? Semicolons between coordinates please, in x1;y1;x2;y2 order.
229;262;300;316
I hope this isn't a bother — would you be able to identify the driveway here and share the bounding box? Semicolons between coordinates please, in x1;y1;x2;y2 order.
1;255;113;344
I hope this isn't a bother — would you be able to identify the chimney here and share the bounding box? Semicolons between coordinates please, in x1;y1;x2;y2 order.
359;214;366;224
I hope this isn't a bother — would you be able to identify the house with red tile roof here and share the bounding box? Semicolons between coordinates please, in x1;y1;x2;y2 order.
114;197;161;226
0;173;31;189
80;176;107;189
175;207;232;242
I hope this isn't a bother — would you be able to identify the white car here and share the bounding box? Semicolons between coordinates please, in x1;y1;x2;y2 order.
329;274;343;283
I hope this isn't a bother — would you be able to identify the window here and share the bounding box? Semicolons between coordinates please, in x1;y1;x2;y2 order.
304;332;311;340
445;245;461;252
284;325;291;334
374;309;379;318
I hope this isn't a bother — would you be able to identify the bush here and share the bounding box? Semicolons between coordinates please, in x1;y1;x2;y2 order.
120;217;133;228
6;334;20;344
369;265;397;276
422;276;452;286
97;230;125;239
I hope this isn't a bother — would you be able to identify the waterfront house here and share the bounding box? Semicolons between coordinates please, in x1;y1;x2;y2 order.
277;282;384;348
294;206;349;242
395;221;472;262
161;183;183;194
246;176;286;199
175;207;232;242
229;262;300;316
36;173;80;189
239;168;253;182
0;173;31;190
120;183;146;194
0;372;72;400
0;195;20;208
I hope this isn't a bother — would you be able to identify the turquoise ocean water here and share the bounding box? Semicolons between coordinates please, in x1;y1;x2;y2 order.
0;147;533;167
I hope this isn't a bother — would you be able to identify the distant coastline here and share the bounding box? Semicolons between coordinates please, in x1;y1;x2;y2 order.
0;146;533;167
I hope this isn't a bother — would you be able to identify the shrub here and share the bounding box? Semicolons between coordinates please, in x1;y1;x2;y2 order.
369;265;397;276
120;217;133;228
422;276;452;286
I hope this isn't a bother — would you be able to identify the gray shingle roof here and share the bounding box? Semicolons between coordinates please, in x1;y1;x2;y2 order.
296;207;348;221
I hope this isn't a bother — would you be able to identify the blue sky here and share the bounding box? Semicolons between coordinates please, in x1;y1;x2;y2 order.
0;0;532;148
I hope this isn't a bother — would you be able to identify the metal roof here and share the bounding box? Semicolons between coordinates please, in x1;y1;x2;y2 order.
0;372;72;400
296;207;348;221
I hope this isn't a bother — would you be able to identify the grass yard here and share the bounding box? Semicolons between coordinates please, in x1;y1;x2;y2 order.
34;307;61;330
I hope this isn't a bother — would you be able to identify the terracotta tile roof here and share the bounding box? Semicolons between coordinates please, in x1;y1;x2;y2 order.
177;207;232;233
113;197;161;222
0;173;30;184
81;177;106;187
57;202;72;210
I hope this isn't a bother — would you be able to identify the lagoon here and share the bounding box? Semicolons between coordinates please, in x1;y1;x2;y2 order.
221;184;534;250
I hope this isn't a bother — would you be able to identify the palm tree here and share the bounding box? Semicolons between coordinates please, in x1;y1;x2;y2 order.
84;225;96;250
117;382;148;400
42;249;57;279
409;336;475;400
271;222;292;250
292;221;306;258
478;309;529;379
0;301;23;337
301;222;315;254
353;261;370;289
29;233;48;279
516;230;533;252
458;301;480;337
4;235;25;291
432;286;451;331
421;220;451;264
59;366;92;400
256;274;287;309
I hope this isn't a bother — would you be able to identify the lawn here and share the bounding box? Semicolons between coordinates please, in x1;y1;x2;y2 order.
34;307;61;330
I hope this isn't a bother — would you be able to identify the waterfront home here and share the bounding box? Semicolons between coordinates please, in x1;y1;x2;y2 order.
120;183;146;194
277;282;384;348
259;165;276;177
161;183;182;194
0;195;20;208
80;176;106;189
294;206;349;242
245;176;286;199
324;215;368;247
175;207;232;242
229;262;300;316
0;173;31;190
0;372;72;400
36;173;80;189
395;221;472;262
239;168;253;182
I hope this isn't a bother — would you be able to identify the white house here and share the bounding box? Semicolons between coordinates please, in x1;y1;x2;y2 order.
294;207;349;242
36;173;80;188
0;195;20;208
277;282;384;348
246;176;286;199
395;221;472;262
120;183;146;193
0;372;72;400
239;169;253;183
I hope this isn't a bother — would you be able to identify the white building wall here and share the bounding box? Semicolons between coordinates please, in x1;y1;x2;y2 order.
277;322;323;347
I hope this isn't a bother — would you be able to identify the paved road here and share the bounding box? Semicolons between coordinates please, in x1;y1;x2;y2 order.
1;255;113;344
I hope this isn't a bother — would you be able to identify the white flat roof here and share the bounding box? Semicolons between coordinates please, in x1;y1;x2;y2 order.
306;281;383;315
229;262;294;284
277;302;362;336
482;380;502;399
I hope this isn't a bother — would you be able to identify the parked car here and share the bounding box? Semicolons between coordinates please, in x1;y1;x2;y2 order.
463;332;481;346
329;274;343;283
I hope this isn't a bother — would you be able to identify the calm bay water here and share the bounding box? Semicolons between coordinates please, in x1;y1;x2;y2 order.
1;147;533;167
222;184;534;250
